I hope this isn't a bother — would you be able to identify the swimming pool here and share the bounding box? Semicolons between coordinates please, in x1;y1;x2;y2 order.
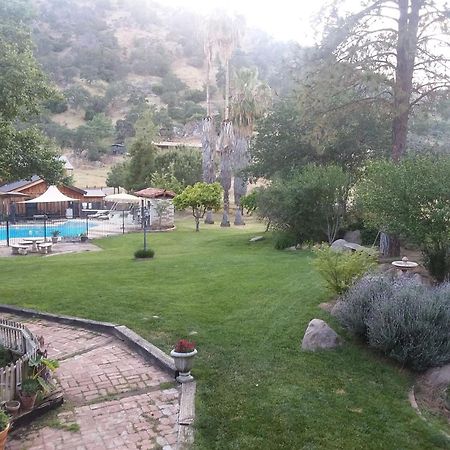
0;220;94;240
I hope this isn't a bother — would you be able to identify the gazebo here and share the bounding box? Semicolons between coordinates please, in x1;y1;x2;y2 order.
133;188;176;230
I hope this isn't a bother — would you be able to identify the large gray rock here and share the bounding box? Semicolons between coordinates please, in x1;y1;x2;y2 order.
301;319;342;351
330;239;350;252
343;230;362;245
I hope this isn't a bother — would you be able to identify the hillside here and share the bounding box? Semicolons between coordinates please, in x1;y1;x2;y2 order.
28;0;297;182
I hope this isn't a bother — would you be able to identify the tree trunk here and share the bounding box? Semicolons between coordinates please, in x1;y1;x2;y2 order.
224;59;230;121
204;209;214;224
205;48;211;117
387;0;422;256
221;189;230;227
233;176;246;226
232;136;249;226
392;0;422;161
234;207;244;226
380;232;400;257
219;121;233;227
201;117;216;184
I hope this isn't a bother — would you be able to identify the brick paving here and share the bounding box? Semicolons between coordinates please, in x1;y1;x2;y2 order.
5;315;180;450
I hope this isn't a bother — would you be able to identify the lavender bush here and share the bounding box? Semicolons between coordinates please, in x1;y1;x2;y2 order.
333;275;450;371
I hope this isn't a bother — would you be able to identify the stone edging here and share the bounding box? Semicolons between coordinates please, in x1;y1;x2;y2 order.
409;385;450;441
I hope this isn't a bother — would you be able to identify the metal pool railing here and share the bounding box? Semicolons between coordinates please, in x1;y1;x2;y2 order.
0;319;39;402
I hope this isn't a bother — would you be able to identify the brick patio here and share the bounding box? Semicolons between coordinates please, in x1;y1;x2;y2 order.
4;315;180;450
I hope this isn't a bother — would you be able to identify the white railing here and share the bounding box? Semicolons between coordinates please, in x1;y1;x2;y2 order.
0;319;39;402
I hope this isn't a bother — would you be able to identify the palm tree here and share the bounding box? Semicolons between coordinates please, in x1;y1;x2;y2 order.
209;13;243;227
218;120;234;226
230;68;271;225
201;31;217;223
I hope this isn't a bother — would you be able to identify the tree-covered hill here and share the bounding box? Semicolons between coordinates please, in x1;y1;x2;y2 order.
26;0;298;161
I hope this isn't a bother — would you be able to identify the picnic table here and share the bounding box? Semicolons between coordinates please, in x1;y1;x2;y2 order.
21;238;45;253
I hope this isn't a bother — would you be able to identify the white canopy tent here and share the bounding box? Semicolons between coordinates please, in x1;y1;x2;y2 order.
104;193;141;234
20;185;77;203
104;193;141;204
19;185;79;220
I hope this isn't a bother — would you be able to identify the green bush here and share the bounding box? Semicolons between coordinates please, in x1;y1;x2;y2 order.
257;165;351;244
334;275;450;371
357;156;450;281
422;241;450;283
0;410;8;432
313;245;376;295
134;249;155;259
273;231;297;250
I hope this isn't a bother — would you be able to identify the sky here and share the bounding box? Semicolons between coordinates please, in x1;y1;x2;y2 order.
163;0;358;45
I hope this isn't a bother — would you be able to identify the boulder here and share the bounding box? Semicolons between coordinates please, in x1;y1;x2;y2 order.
343;230;362;245
330;239;350;252
301;319;342;351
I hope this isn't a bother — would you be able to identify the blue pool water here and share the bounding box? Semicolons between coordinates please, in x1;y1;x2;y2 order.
0;220;93;240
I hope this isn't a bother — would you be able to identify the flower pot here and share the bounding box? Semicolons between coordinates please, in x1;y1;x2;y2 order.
5;400;20;416
0;423;10;450
51;237;58;244
170;349;197;383
80;236;88;243
19;392;37;410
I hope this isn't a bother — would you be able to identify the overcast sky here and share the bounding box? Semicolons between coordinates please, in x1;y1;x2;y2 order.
164;0;362;44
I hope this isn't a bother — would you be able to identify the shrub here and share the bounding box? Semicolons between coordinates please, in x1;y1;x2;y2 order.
333;275;450;371
0;410;8;432
257;165;351;244
422;241;450;283
357;156;450;281
134;249;155;259
334;275;398;337
313;245;376;295
273;231;297;250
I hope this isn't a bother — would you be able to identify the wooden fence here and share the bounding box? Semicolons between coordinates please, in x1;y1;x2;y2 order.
0;319;38;402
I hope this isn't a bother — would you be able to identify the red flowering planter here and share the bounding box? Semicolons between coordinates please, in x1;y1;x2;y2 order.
170;339;197;383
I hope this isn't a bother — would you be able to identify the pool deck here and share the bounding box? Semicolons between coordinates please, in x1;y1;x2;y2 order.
0;242;102;258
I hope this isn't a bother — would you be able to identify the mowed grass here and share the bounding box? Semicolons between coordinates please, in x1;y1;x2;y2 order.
0;219;448;450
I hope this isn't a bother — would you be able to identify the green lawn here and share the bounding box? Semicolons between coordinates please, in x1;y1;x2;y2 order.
1;219;448;449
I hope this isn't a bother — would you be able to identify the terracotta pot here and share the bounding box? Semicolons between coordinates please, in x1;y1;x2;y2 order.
19;392;37;410
170;349;197;383
0;423;10;450
5;400;20;415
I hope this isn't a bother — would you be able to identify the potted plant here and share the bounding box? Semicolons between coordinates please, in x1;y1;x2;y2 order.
19;378;40;410
0;410;9;450
170;339;197;383
19;353;59;410
80;233;88;243
51;230;60;244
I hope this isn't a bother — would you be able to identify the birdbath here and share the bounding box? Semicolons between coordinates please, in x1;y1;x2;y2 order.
391;256;418;274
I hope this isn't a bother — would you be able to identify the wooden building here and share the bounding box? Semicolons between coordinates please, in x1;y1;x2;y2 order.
0;177;105;219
